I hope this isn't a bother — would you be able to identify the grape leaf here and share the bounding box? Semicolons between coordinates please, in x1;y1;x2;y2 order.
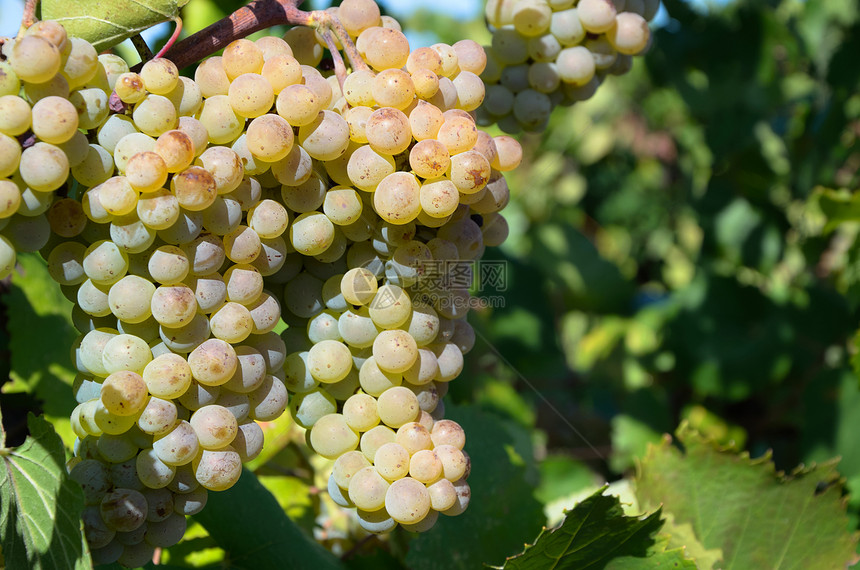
406;405;545;570
192;467;344;570
41;0;191;51
492;488;677;569
636;426;860;569
0;412;91;570
658;513;723;570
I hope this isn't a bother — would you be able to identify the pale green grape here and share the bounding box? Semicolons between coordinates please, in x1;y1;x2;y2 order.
189;404;238;450
96;432;139;463
108;275;155;324
248;374;288;420
137;189;180;230
362;28;410;71
97;115;138;156
62;37;99;88
297;109;350;161
394;423;431;456
181;232;225;276
222;39;264;80
140;58;179;95
224;224;261;263
193;446;242;491
144;511;186;548
409;449;443;484
385;477;431;524
228;73;275;118
177;381;221;411
307;310;341;343
19;142;69;192
188;339;238;386
173;487;208;516
47;241;87;285
69;87;109;130
194;57;230;98
348;465;390;511
578;0;618;33
377;385;420;428
374;442;410;481
0;134;21;179
137;397;178;435
198;95;244;144
276;83;323;127
10;36;61;84
83;240;129;286
289;388;337;429
157;210;204;245
343;392;380;432
309;413;359;459
245;114;293;163
357;507;397;533
115;72;146;103
209;301;254;343
261;54;302;94
365;107;412;155
159;312;210;353
100;489;148;532
607;12;651;55
154;130;195;174
0;62;21;97
113;133;156;176
223;346;266;393
171;166;217;212
142;353;192;399
358;355;401;396
333;450;372;489
491;27;529;65
151;420;198;466
148;245;189;285
102;334;153;374
150;284;197;328
452;71;485;112
77;280;112;318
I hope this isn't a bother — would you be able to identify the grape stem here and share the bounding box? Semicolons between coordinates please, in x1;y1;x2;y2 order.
154;16;184;60
18;0;38;36
320;29;347;90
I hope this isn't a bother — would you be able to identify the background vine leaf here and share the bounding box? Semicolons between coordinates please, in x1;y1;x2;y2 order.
41;0;190;51
494;488;675;569
636;426;859;569
0;412;91;570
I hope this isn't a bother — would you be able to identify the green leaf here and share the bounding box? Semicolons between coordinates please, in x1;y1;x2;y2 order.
494;488;672;569
41;0;191;51
406;406;545;570
0;412;91;570
192;468;344;570
814;188;860;233
658;513;723;570
636;426;860;569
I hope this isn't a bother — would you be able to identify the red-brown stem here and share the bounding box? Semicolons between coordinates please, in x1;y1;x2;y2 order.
18;0;38;36
321;29;347;90
155;16;184;59
158;0;308;70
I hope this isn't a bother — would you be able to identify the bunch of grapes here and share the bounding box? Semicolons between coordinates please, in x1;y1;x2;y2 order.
479;0;659;132
0;0;521;563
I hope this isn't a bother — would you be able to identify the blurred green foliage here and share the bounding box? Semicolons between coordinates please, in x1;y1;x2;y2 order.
4;0;860;566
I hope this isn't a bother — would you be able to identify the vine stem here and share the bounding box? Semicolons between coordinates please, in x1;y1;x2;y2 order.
18;0;38;36
158;0;308;70
154;0;368;77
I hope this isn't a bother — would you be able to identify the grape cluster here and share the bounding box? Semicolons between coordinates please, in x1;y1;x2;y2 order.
0;0;521;560
479;0;659;132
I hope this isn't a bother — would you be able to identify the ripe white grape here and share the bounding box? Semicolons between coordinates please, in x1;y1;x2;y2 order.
385;477;431;524
343;392;380;432
309;413;359;459
100;371;148;416
377;386;421;428
193;446;242;491
374;442;411;481
188;339;239;386
248;374;288;421
289;388;337;429
190;404;239;450
137;397;178;435
136;447;176;489
152;420;199;466
100;489;148;532
348;466;390;511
